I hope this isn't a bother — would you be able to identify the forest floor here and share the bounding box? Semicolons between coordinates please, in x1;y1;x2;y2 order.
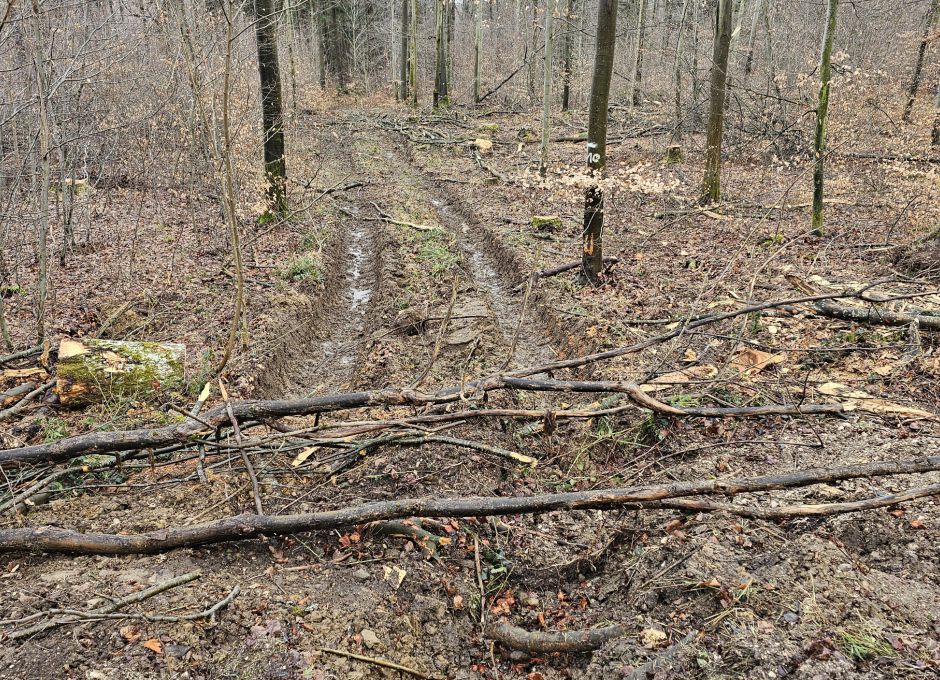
1;96;940;679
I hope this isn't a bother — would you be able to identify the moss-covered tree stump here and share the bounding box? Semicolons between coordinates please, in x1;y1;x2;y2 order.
55;338;185;406
531;215;562;232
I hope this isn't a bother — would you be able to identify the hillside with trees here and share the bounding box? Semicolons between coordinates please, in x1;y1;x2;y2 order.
1;1;940;677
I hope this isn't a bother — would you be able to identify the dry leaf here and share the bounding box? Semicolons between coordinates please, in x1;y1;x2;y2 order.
640;628;667;649
382;565;407;589
453;595;464;610
0;367;47;380
641;365;718;392
143;638;163;654
817;382;935;419
473;138;493;153
120;625;141;642
291;446;319;467
730;348;784;375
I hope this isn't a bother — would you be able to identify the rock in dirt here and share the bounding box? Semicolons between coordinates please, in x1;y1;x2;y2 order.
360;628;380;649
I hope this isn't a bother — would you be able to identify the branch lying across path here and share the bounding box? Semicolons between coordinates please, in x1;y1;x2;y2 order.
1;455;937;555
813;298;940;330
0;376;845;467
485;622;624;653
511;257;619;292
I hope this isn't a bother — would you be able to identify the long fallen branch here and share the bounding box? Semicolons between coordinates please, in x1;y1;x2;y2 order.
0;376;844;467
1;455;937;555
812;298;940;330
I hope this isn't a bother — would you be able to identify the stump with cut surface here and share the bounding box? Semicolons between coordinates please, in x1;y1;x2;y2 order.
55;338;185;406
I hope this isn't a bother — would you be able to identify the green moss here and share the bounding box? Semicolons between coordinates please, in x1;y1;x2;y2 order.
531;215;562;231
477;123;500;132
283;255;323;283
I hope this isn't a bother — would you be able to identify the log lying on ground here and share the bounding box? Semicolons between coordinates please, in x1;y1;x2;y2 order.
0;376;844;467
485;622;624;653
56;338;184;406
0;455;937;555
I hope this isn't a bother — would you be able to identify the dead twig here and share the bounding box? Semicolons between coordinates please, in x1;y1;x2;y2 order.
317;647;438;680
5;571;202;640
0;379;55;423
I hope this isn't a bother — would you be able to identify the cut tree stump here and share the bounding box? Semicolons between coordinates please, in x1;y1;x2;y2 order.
55;338;184;406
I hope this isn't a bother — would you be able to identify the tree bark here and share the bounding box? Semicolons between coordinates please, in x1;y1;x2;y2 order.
315;0;326;90
539;0;555;175
812;0;839;233
474;0;484;103
410;0;418;105
902;0;939;123
672;0;690;142
561;0;576;111
254;0;287;215
399;0;409;102
742;0;763;77
629;0;647;108
701;0;733;204
581;0;618;283
433;0;449;107
933;70;940;146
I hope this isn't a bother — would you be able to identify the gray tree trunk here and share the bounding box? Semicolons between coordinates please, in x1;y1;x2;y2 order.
540;0;555;175
629;0;647;108
902;0;939;123
813;0;840;232
255;0;287;214
701;0;733;204
581;0;618;283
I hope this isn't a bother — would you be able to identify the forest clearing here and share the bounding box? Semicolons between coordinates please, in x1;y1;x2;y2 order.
1;0;940;678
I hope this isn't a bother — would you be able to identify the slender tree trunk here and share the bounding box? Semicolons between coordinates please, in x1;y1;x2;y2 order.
690;0;701;124
561;0;575;111
399;0;409;102
539;0;555;175
742;0;763;77
474;0;484;103
254;0;287;215
701;0;733;204
812;0;839;233
581;0;618;283
30;0;51;344
315;0;326;90
434;0;449;107
629;0;647;108
672;0;690;142
284;2;298;110
410;0;418;106
932;71;940;146
902;0;939;123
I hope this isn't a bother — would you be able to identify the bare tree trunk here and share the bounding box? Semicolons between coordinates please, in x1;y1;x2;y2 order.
701;0;733;204
690;0;701;125
254;0;287;215
932;71;940;146
30;0;51;344
672;0;690;142
215;0;246;375
315;0;326;90
902;0;939;123
539;0;555;175
742;0;763;77
434;0;449;107
812;0;839;233
561;0;575;111
410;0;418;106
629;0;647;108
399;0;409;102
474;0;484;103
581;0;618;283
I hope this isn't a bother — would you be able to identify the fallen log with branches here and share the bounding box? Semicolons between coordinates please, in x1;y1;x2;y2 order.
1;455;937;555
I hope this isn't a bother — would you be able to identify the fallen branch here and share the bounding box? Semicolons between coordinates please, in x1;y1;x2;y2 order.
812;298;940;330
485;621;624;653
0;376;843;466
0;378;55;423
318;647;437;680
0;345;41;366
1;455;938;555
511;257;619;292
5;571;201;640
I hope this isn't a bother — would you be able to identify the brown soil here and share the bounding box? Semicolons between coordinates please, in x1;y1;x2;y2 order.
2;102;940;679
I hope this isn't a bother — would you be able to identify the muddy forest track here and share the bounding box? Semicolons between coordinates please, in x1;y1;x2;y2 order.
255;126;387;398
